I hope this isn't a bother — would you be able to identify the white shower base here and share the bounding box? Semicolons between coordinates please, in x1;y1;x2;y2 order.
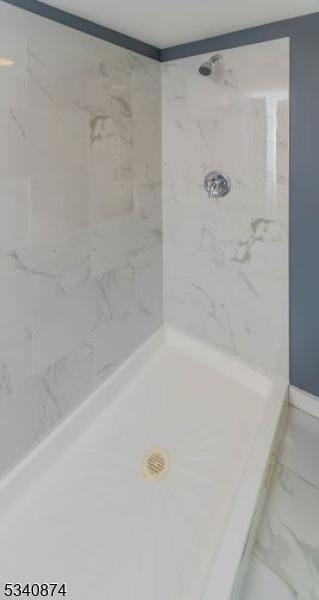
0;328;287;600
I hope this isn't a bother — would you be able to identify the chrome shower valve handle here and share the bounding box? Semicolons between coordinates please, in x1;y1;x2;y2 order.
204;171;231;198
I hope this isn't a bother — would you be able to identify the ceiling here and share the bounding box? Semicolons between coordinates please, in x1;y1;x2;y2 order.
42;0;319;48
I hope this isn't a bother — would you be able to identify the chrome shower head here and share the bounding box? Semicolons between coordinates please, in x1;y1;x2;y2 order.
198;61;212;76
198;54;223;76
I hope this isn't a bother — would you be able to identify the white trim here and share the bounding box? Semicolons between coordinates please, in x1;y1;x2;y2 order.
289;385;319;420
165;325;274;396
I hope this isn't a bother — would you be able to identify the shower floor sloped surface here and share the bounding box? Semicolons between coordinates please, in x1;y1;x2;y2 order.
0;329;285;600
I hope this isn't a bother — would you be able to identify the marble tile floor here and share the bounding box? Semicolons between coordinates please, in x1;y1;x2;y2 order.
242;405;319;600
241;556;301;599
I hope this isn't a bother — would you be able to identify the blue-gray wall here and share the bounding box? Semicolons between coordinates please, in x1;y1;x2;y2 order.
2;1;319;397
290;19;319;397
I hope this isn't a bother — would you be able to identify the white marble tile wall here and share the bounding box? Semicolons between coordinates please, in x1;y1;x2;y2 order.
162;39;289;377
241;401;319;600
0;2;162;477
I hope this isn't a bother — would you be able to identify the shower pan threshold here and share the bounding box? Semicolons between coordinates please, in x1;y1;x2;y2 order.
0;327;287;600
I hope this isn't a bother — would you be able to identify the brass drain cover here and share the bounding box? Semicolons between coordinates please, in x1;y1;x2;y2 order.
143;447;170;482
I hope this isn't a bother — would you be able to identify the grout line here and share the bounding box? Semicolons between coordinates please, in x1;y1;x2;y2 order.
276;460;319;492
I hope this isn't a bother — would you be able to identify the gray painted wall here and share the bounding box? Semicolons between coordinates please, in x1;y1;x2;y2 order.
290;21;319;397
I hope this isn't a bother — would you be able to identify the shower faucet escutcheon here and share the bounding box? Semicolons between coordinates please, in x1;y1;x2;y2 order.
204;171;231;198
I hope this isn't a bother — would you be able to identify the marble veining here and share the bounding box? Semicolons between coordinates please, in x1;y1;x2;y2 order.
0;8;289;485
241;556;300;599
162;38;289;377
255;463;319;600
0;1;162;477
278;406;319;490
248;405;319;600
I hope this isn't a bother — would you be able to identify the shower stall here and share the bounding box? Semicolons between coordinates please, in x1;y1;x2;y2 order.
0;3;289;599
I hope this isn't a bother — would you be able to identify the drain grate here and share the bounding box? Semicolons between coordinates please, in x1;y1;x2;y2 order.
143;447;170;482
